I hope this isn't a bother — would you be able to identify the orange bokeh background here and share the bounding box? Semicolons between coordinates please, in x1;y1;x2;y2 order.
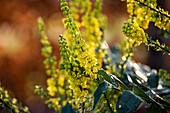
0;0;169;112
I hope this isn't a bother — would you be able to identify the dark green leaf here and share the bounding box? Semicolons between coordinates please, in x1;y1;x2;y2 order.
61;103;75;113
132;84;154;102
97;69;129;90
108;73;129;90
147;70;159;88
59;63;65;70
116;90;142;113
127;73;140;85
132;83;164;109
146;90;170;108
92;82;110;111
97;69;113;85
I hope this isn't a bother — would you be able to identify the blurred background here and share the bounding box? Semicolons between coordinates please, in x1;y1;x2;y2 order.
0;0;169;112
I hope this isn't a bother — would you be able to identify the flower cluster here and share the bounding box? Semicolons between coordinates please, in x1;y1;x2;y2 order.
0;83;29;113
37;17;69;111
121;0;170;56
58;34;89;103
122;0;170;30
69;0;92;21
82;13;102;48
81;0;107;68
62;0;91;45
60;0;99;78
122;19;147;45
59;0;101;104
38;17;58;97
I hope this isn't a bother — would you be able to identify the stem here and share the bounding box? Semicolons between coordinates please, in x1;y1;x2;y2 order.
82;102;85;113
146;35;170;54
135;0;170;19
103;92;113;113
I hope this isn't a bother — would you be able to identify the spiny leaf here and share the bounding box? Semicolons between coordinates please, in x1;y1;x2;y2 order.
146;90;170;108
147;70;159;88
92;81;111;111
132;83;164;109
97;69;129;90
116;90;142;113
109;73;129;90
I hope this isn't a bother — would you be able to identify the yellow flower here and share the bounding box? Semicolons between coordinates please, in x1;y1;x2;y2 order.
47;86;57;96
23;107;29;112
93;66;98;73
12;98;17;104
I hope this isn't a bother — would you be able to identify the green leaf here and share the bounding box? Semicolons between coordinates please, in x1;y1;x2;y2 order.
132;83;154;102
97;69;113;85
61;103;75;113
116;90;142;113
127;73;140;85
132;83;164;109
92;82;110;111
109;73;129;90
146;90;170;108
97;69;129;90
147;70;158;88
59;63;65;70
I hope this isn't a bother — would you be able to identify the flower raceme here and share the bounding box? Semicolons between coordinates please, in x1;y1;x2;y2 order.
58;34;98;103
59;1;99;79
38;17;70;111
38;18;59;97
64;0;106;67
59;0;101;103
122;0;170;30
122;19;147;45
0;84;29;113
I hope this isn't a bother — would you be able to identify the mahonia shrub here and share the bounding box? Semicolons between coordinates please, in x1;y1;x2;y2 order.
35;0;170;113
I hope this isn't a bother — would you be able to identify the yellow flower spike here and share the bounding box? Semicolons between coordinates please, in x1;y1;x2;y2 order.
124;0;170;30
0;83;30;112
58;0;107;107
122;19;147;45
